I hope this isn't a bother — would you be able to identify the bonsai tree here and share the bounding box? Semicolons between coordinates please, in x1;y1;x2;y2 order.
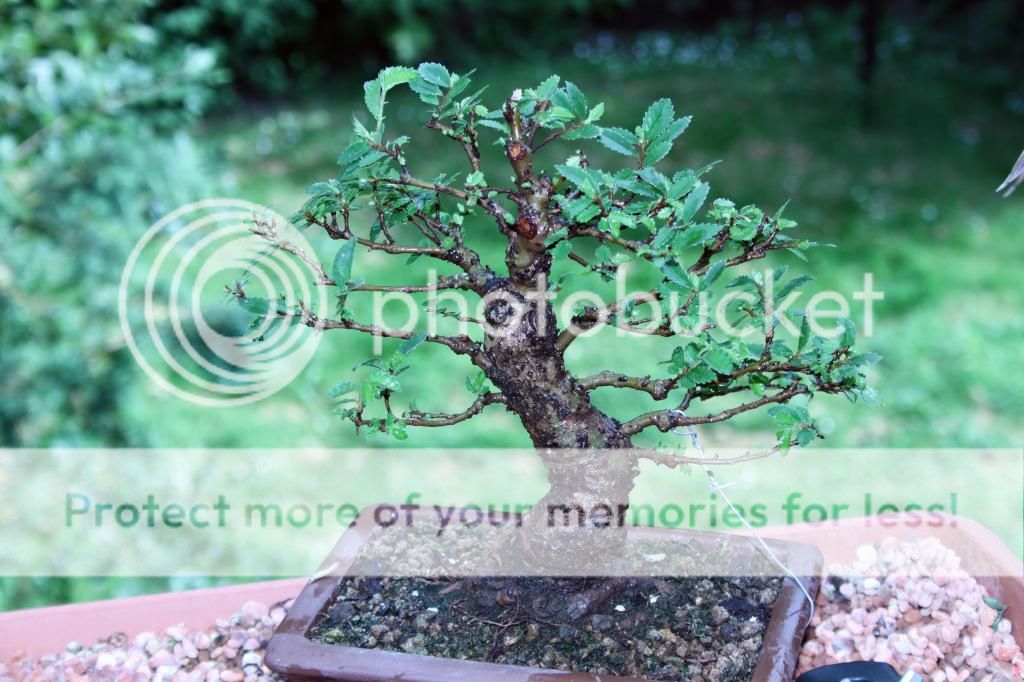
241;64;875;563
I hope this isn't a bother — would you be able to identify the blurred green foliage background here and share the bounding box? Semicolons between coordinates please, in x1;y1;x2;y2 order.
1;0;1022;609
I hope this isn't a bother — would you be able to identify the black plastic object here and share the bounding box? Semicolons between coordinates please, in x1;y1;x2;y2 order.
796;662;903;682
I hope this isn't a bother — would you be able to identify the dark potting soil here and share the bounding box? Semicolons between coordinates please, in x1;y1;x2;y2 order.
310;573;781;680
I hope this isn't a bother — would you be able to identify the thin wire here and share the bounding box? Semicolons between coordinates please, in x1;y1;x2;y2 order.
670;413;816;621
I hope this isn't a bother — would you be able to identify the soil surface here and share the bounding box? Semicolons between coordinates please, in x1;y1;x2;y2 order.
311;573;781;680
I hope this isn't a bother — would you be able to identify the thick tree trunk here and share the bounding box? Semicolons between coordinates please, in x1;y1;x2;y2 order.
474;103;640;572
476;254;637;571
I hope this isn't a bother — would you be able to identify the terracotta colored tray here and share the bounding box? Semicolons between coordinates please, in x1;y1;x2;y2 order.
0;578;305;660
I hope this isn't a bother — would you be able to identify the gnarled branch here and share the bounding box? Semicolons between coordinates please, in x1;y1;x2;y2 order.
578;372;677;400
403;392;507;427
270;303;480;357
622;383;809;436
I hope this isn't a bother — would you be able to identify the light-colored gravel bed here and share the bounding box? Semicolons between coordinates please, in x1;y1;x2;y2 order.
1;600;287;681
798;536;1024;681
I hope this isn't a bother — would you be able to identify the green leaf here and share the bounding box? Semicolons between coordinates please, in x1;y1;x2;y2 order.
659;261;694;290
551;240;572;260
645;140;672;166
554;81;587;118
599;127;639;156
795;427;817;446
655;115;691;143
417;62;451;87
774;275;814;301
674;222;720;249
680;182;710;224
398;333;428;356
797;314;812;353
465;370;490;396
237;297;271;316
563;123;601;140
769;406;800;426
364;66;418;125
409;77;442;104
380;66;417;90
363;78;383;123
555;164;601;198
535;74;561;100
839;318;856;348
700;260;725;291
704;346;735;374
327;381;358;399
850;352;882;366
332;238;356;286
642;98;674;140
983;595;1006;610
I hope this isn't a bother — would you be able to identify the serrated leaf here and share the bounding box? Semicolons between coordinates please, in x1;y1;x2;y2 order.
655;115;691;143
327;381;358;399
659;261;693;290
237;297;271;316
365;66;418;125
380;66;417;89
673;223;719;250
839;318;856;347
599;127;639;156
332;238;356;286
563;123;601;140
551;240;572;260
418;62;450;87
795;427;817;446
398;332;428;356
700;260;726;290
554;81;587;118
642;98;674;139
704;347;736;374
645;140;672;166
535;74;561;100
556;164;601;198
477;119;508;133
797;314;811;353
409;76;442;104
363;78;383;122
680;182;710;224
774;275;814;301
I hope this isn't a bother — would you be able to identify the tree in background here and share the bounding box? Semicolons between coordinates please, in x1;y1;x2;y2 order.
0;0;224;445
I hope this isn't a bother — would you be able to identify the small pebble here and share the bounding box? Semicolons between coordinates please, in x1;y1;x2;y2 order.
4;599;286;680
797;537;1024;679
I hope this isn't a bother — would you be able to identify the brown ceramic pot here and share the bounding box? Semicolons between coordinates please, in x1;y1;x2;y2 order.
265;505;822;682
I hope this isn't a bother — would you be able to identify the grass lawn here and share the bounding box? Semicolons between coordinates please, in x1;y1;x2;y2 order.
157;42;1024;453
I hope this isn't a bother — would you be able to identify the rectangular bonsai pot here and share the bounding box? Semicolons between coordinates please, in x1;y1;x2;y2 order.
265;504;821;682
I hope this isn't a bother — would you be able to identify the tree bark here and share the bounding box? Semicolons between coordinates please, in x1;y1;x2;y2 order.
468;100;641;571
475;235;636;570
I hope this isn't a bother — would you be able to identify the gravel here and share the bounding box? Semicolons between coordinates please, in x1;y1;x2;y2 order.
797;536;1024;681
1;600;288;681
5;535;1022;681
